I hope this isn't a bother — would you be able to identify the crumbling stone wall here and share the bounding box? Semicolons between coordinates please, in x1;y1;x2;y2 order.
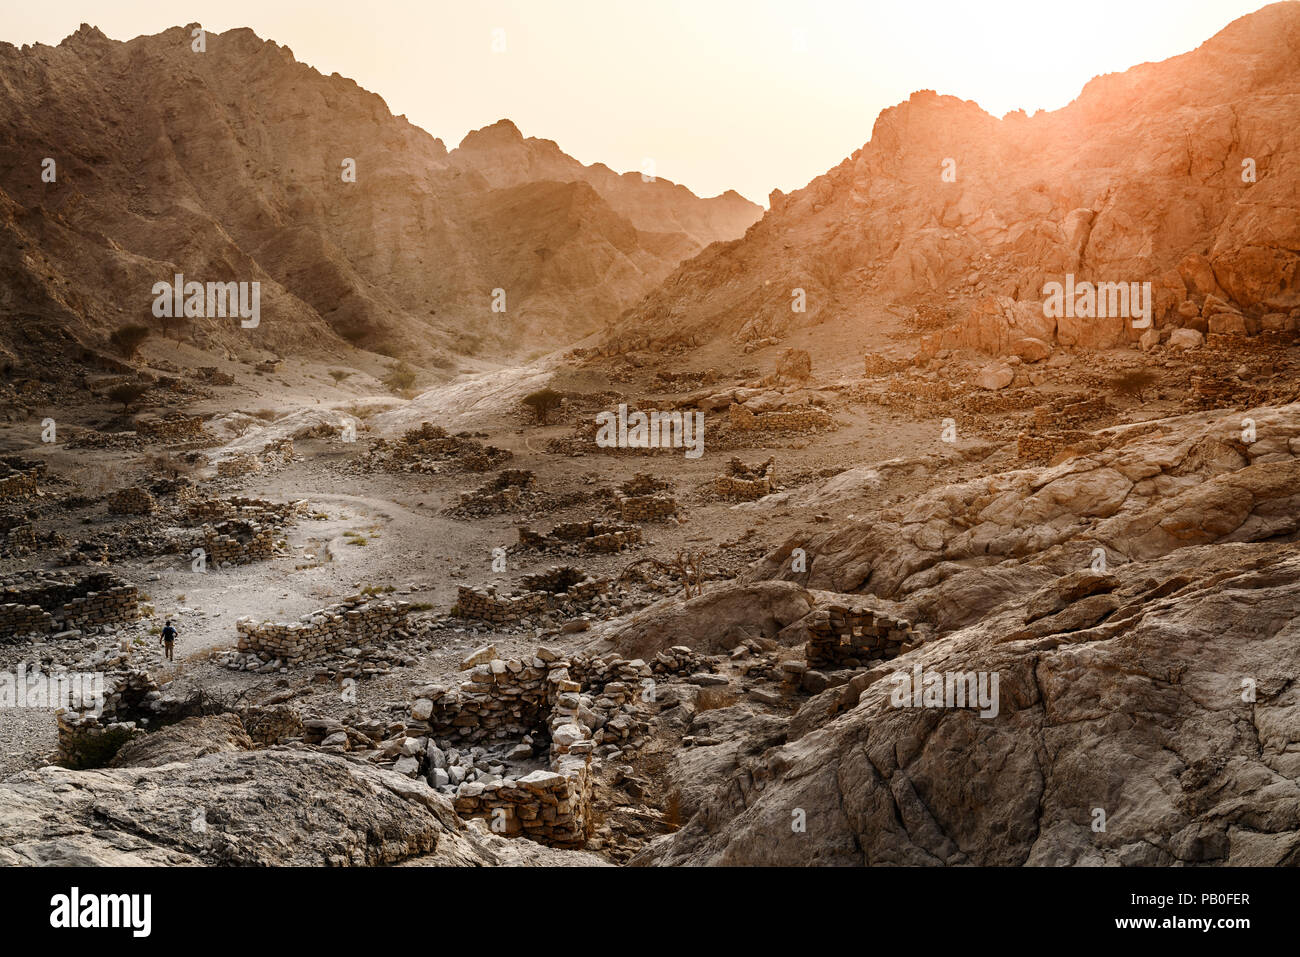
236;704;306;745
411;646;594;848
1016;429;1095;463
728;402;832;433
135;414;210;444
235;597;412;666
455;469;536;512
454;567;605;624
0;457;44;501
107;486;156;515
202;519;276;565
454;586;548;624
216;439;296;477
0;571;140;640
197;367;236;386
364;422;511;474
187;495;306;526
519;520;642;553
55;669;174;768
715;456;775;500
1033;395;1112;430
804;605;915;670
617;493;678;522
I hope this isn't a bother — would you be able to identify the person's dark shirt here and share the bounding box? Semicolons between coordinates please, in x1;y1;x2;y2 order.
162;625;177;642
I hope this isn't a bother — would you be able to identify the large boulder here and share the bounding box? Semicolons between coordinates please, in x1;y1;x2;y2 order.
0;746;603;866
588;581;815;660
635;545;1300;866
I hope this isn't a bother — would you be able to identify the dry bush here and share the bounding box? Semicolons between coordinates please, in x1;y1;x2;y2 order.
109;324;151;359
1110;367;1161;401
382;361;417;395
106;381;150;412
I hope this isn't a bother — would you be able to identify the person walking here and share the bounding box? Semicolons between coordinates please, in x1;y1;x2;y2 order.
161;620;177;662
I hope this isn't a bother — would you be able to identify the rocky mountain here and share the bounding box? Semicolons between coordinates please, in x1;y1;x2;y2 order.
605;1;1300;354
0;24;760;364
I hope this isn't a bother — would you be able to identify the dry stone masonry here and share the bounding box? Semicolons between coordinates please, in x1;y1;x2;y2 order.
728;402;832;433
805;605;916;670
715;456;776;500
519;520;642;553
454;566;606;625
409;645;595;847
235;597;413;666
106;486;156;515
0;571;140;640
202;519;276;566
0;456;44;501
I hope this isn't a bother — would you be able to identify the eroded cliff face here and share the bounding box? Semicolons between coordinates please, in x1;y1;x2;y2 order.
606;2;1300;354
0;24;758;362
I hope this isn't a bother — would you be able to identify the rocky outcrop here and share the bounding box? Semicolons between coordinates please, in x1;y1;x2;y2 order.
605;3;1300;354
0;742;602;866
751;402;1300;632
589;580;814;660
635;542;1300;866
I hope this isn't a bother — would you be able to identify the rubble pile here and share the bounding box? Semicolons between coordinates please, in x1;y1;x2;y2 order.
361;422;511;474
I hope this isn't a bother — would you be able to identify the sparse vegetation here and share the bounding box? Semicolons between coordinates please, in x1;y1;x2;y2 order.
381;361;418;395
109;324;151;359
522;387;563;424
328;369;354;383
106;381;150;412
1110;367;1161;401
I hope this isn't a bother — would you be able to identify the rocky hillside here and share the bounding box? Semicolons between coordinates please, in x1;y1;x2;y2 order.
0;24;759;364
605;1;1300;354
626;400;1300;866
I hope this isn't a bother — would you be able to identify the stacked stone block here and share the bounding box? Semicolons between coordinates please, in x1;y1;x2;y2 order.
411;646;595;848
728;402;832;432
519;520;642;553
235;598;412;666
107;486;156;515
0;571;140;640
715;456;775;500
0;457;44;500
616;493;679;522
202;519;276;565
805;605;914;669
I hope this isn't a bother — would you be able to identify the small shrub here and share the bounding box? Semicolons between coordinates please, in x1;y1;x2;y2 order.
522;387;563;424
1110;368;1161;401
382;362;417;395
106;382;150;412
109;324;151;359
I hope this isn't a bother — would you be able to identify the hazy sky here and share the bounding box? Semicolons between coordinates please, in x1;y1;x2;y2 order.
0;0;1272;205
